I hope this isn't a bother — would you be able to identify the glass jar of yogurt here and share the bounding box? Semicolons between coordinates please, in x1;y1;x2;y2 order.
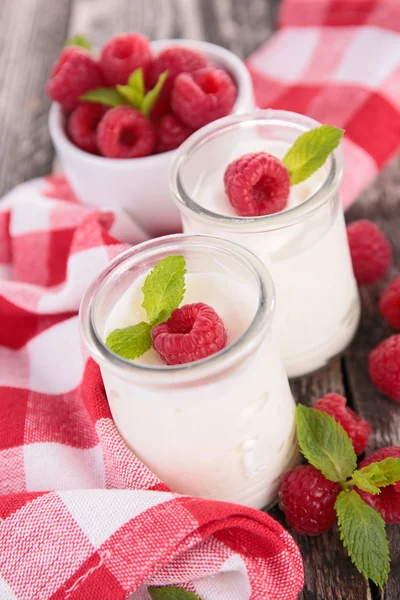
79;234;298;510
170;110;361;378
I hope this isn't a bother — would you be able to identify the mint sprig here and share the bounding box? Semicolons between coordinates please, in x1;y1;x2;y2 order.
335;490;390;588
294;404;400;588
282;125;344;185
105;256;186;360
295;404;357;482
65;34;92;51
350;458;400;495
80;67;168;118
149;587;201;600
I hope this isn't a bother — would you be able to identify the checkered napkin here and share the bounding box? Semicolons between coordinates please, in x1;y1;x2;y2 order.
0;176;303;600
247;0;400;209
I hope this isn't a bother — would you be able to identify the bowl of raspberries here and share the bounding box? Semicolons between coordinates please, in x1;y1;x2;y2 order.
47;34;254;236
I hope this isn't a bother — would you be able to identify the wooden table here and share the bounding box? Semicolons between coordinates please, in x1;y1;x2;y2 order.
1;0;399;598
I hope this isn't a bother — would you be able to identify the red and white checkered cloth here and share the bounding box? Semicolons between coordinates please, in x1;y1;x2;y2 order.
247;0;400;209
1;0;400;598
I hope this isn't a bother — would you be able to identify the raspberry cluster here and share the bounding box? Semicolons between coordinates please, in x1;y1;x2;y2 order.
46;35;237;159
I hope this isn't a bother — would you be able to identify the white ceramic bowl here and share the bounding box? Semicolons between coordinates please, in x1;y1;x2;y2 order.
49;39;255;237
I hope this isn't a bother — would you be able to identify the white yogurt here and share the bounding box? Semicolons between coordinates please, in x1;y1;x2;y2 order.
179;139;360;378
101;268;298;509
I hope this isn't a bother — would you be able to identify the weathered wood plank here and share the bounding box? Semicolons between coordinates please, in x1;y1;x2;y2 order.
345;155;400;599
0;0;72;197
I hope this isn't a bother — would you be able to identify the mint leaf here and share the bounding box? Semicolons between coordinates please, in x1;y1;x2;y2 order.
296;405;357;482
65;34;92;51
80;88;126;107
142;71;168;117
282;125;344;185
128;68;145;98
351;458;400;495
105;321;152;360
142;256;186;326
335;490;390;588
116;84;142;109
149;588;200;600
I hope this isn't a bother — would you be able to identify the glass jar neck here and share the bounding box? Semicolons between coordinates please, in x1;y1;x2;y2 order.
170;109;344;234
79;234;275;386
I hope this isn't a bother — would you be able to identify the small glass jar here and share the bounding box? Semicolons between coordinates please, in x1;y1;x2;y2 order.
79;234;298;510
170;110;361;378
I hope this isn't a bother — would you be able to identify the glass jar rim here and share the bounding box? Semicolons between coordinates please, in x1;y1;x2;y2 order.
79;234;275;385
169;109;344;233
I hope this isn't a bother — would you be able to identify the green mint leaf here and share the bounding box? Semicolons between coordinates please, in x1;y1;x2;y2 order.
282;125;344;185
295;405;357;482
142;70;168;117
105;321;152;360
149;587;201;600
116;84;143;109
128;68;145;98
335;490;390;588
65;34;92;51
351;458;400;495
142;255;186;326
80;87;126;107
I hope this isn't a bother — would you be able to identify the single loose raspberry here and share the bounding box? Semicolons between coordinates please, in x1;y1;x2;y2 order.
224;152;290;217
99;33;152;86
147;46;208;120
356;446;400;523
46;47;104;111
96;106;155;159
368;335;400;402
67;103;106;154
347;220;392;285
314;393;372;455
155;114;192;153
380;277;400;330
151;302;227;365
171;67;237;130
278;464;341;536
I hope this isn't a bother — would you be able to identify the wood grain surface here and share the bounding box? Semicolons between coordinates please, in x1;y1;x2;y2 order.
0;0;399;598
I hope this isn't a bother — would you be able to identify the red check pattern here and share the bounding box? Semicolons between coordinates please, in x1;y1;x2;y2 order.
247;0;400;208
0;176;303;599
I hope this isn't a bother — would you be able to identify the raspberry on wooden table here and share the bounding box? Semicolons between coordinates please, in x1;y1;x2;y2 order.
155;114;192;153
380;277;400;330
368;335;400;402
171;67;236;130
99;33;152;85
278;464;341;536
151;302;227;365
96;106;155;158
314;393;372;455
46;47;104;111
67;104;106;154
224;152;290;217
356;446;400;523
347;219;392;285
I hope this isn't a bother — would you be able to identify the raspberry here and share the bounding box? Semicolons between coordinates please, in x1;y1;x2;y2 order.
151;302;227;365
99;33;152;86
278;464;341;536
46;47;104;111
368;335;400;402
380;277;400;330
347;220;392;285
314;393;372;455
356;446;400;523
96;106;155;159
171;67;237;130
67;104;106;154
155;114;192;153
148;47;208;120
224;152;290;217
